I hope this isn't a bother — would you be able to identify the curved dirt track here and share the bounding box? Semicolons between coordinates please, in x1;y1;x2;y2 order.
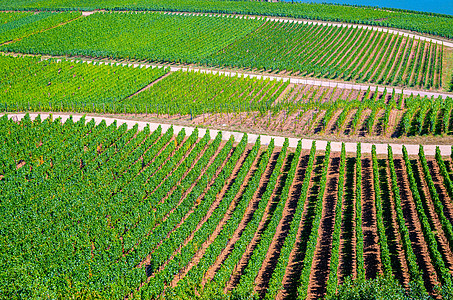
3;113;452;156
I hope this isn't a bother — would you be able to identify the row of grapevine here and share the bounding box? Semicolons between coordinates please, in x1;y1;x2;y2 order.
297;142;332;299
418;146;453;254
6;113;453;298
371;145;392;275
0;11;81;44
142;136;260;298
1;0;453;38
402;146;453;286
171;136;273;297
325;143;346;297
208;139;284;290
387;146;426;291
263;141;315;299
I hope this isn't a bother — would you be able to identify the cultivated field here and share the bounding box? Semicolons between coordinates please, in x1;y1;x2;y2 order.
3;115;453;299
1;12;451;90
1;3;453;299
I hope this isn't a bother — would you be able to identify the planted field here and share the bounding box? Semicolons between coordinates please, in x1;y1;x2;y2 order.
3;114;453;299
1;12;264;63
0;11;81;44
123;70;289;116
194;85;453;138
206;21;445;89
0;55;168;109
0;0;452;39
1;57;452;139
1;12;448;90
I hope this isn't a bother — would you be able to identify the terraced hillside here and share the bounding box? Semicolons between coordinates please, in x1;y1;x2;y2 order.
2;115;453;299
1;56;451;139
1;12;451;90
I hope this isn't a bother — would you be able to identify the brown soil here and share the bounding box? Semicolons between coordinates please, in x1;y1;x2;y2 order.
427;159;453;229
382;159;411;288
377;36;404;83
225;149;290;292
338;156;357;283
274;153;323;299
413;159;453;272
356;32;388;77
325;109;344;134
413;42;429;87
170;146;262;287
332;29;366;69
361;156;382;279
390;38;411;85
356;109;371;137
306;153;341;300
201;148;279;286
369;34;397;80
126;72;172;99
387;110;402;138
394;157;440;294
402;39;419;84
134;140;236;267
254;150;310;297
340;109;357;136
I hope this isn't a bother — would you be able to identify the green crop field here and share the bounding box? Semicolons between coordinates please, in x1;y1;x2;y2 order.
0;56;451;139
206;21;444;89
1;1;453;299
0;55;168;109
0;11;80;44
1;12;264;63
1;12;448;90
2;115;453;299
0;0;452;39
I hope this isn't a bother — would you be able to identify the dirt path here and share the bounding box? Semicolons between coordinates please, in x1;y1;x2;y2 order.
276;153;323;299
126;72;172;99
394;157;440;293
361;156;382;279
306;153;341;299
225;149;290;291
254;150;310;297
338;156;357;283
201;149;279;285
5;113;453;157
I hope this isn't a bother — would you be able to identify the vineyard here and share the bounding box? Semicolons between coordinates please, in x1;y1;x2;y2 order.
1;1;453;299
0;11;80;44
0;55;168;109
0;0;452;39
0;12;450;90
0;12;264;64
206;20;444;89
1;57;451;139
2;114;453;299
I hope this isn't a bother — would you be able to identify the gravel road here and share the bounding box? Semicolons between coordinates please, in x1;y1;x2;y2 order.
4;113;451;156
